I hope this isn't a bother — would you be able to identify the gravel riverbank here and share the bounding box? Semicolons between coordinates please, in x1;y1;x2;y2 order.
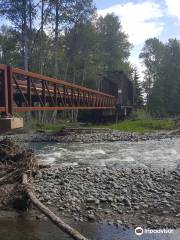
1;130;180;231
33;166;180;229
0;128;180;143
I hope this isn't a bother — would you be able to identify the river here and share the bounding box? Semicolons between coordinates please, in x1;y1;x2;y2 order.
1;137;180;240
0;217;180;240
33;137;180;170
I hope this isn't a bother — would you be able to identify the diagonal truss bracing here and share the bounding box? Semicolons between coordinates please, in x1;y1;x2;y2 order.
0;65;117;115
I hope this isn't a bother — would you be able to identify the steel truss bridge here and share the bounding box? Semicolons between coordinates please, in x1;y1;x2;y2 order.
0;64;117;115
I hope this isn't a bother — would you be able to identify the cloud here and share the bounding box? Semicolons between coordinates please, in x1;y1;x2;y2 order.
98;1;164;45
165;0;180;23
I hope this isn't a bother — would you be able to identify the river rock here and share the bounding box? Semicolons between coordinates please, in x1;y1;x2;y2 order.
32;164;180;229
123;198;131;207
87;214;95;221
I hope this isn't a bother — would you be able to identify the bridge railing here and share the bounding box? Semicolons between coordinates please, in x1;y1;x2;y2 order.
0;65;117;114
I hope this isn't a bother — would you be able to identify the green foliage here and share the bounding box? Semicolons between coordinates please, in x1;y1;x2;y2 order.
0;0;38;70
64;21;98;87
132;68;144;108
96;13;132;72
140;38;180;116
0;3;132;89
130;109;152;120
0;26;21;66
98;119;175;133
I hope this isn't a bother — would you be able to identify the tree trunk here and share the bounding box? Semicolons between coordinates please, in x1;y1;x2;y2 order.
54;0;59;78
40;0;45;74
82;65;86;86
28;0;33;69
22;0;29;71
64;62;69;80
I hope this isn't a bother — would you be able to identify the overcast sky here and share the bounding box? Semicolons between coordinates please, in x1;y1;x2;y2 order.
95;0;180;77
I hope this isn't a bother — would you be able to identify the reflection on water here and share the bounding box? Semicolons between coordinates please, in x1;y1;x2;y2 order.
29;138;180;169
0;218;179;240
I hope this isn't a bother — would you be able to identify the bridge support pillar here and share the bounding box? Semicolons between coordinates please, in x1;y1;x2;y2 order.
0;117;23;133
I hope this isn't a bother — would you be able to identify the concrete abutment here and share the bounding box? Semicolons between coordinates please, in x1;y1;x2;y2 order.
0;117;23;133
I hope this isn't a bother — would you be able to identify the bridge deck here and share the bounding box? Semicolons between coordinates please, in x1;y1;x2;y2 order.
0;65;116;115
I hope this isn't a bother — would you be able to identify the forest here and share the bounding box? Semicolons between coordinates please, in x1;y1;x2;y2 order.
0;0;180;117
140;38;180;116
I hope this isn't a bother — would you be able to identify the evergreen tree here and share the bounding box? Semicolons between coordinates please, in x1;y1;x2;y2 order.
133;68;143;108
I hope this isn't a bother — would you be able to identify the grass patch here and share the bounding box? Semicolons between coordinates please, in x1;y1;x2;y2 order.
96;119;175;133
25;120;80;132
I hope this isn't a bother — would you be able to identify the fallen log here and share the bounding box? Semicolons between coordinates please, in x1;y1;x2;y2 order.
0;169;20;185
22;173;88;240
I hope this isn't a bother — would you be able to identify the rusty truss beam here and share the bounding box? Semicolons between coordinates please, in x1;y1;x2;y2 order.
0;65;117;114
0;64;8;114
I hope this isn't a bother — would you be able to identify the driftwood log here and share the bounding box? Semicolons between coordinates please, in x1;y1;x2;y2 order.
0;139;88;240
22;173;88;240
0;169;20;185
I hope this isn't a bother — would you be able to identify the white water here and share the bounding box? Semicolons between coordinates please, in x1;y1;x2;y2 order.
32;137;180;170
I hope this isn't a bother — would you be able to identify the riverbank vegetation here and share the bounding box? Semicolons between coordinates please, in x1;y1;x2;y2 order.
96;110;176;133
24;115;175;134
22;109;175;133
98;119;175;133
